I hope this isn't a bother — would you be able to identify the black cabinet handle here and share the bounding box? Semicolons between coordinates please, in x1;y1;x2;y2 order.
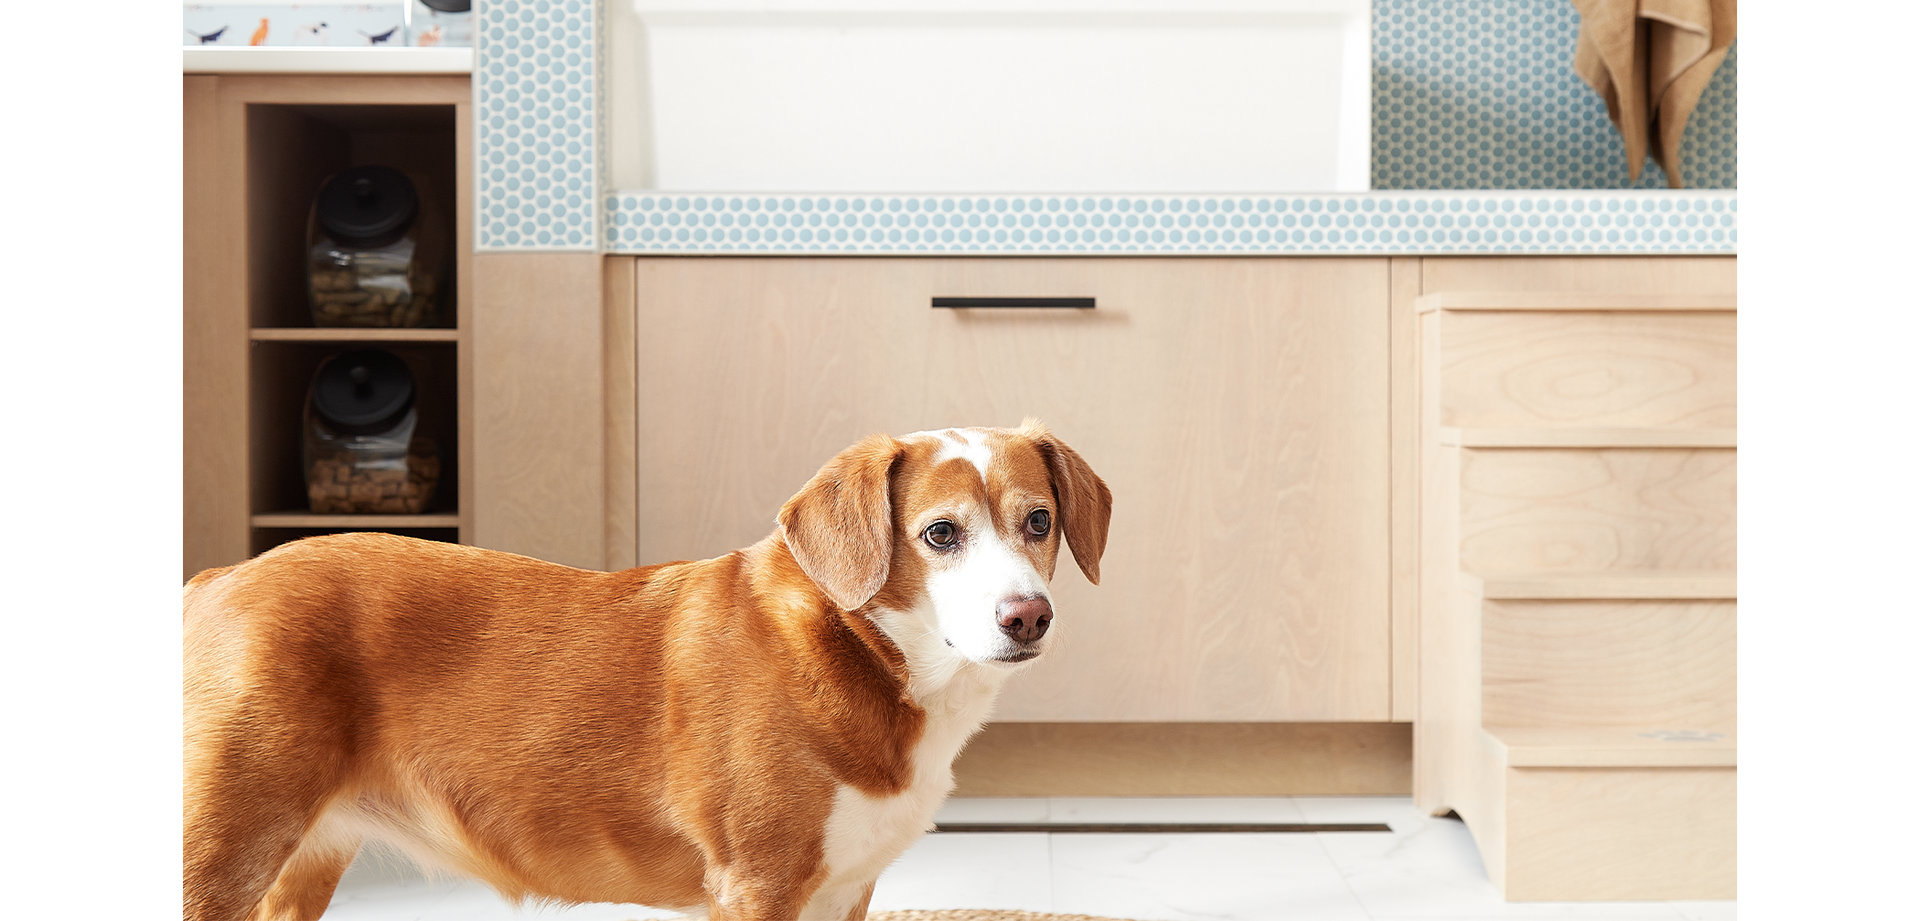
932;297;1095;309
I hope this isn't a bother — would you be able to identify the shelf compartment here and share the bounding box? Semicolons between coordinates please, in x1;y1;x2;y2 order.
246;103;457;331
248;340;460;524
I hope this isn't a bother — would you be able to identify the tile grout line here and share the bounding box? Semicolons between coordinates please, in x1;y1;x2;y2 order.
1311;828;1384;921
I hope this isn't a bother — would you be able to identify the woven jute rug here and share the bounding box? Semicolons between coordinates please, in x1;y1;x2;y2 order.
870;912;1136;921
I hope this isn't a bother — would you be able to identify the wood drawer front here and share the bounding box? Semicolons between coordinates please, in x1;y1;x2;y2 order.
1439;310;1735;429
632;257;1391;721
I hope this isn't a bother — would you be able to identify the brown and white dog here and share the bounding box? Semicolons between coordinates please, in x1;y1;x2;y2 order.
184;421;1111;920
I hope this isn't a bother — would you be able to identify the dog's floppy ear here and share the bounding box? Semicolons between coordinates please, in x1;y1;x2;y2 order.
778;434;903;611
1021;420;1113;585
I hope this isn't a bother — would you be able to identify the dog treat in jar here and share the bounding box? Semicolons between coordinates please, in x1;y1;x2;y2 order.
307;165;447;329
304;349;440;515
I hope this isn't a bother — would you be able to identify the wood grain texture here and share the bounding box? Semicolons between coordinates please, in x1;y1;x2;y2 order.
1438;310;1735;429
1418;255;1736;299
1390;257;1422;723
950;723;1412;796
929;259;1391;722
1441;427;1736;448
603;257;639;572
1412;258;1738;901
1505;767;1735;900
453;98;475;546
209;73;471;106
183;76;251;580
1470;569;1735;600
632;257;933;563
630;257;1393;722
1480;599;1735;730
1412;310;1467;815
1458;447;1736;573
472;252;606;569
1414;291;1736;312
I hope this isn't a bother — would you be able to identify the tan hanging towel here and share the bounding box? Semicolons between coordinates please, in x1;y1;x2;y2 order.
1570;0;1736;188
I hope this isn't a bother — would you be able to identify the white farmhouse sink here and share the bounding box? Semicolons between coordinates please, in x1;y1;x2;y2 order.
606;0;1370;192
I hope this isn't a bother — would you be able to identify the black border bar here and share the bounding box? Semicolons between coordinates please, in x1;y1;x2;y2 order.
932;297;1096;309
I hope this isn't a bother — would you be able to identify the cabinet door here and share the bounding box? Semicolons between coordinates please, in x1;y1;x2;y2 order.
633;257;1390;721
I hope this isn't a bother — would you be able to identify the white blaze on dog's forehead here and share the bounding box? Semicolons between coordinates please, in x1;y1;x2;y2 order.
906;427;995;484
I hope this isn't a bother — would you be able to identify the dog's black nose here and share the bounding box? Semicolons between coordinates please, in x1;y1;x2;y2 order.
996;596;1053;644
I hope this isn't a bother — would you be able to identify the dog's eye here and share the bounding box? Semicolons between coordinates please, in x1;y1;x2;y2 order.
924;520;959;549
1026;509;1052;538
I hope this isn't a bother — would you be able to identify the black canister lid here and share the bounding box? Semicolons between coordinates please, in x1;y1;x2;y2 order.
312;350;415;436
419;0;471;11
315;166;418;249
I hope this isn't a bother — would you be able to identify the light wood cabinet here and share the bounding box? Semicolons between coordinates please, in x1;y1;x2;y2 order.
627;257;1392;721
1409;257;1737;899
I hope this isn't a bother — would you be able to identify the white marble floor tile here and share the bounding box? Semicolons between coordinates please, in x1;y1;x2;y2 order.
327;879;684;921
869;832;1055;913
1313;814;1692;920
933;796;1053;824
324;871;456;921
326;855;685;921
1050;833;1371;921
316;797;1735;920
1294;795;1437;830
1045;796;1310;825
1667;902;1738;921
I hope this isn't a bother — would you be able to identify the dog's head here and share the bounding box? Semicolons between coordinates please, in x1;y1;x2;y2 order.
778;420;1111;667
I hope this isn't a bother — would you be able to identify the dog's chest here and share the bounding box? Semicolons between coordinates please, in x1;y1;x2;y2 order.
817;665;1002;885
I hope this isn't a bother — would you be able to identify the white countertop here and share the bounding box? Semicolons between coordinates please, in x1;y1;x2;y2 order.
183;47;472;74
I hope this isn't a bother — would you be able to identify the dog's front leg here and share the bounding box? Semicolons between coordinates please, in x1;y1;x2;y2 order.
702;864;879;920
702;862;826;921
848;879;877;920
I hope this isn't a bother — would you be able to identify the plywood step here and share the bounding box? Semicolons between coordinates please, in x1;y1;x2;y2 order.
1441;427;1736;448
1459;448;1736;574
1464;569;1735;600
1414;283;1740;902
1485;725;1735;767
1432;308;1735;429
1479;597;1735;729
1499;762;1736;900
1416;291;1737;313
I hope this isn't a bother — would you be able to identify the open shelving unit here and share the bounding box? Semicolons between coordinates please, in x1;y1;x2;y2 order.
184;73;472;579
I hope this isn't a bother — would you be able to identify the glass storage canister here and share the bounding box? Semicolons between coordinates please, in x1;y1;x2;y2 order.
307;165;446;328
305;349;441;514
407;0;473;47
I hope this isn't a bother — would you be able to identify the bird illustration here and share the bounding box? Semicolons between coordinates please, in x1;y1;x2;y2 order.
293;22;329;45
185;25;228;45
250;18;269;46
359;26;399;46
416;24;443;47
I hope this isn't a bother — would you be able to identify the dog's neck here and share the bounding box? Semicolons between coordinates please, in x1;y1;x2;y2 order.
745;533;1013;730
864;601;1011;716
